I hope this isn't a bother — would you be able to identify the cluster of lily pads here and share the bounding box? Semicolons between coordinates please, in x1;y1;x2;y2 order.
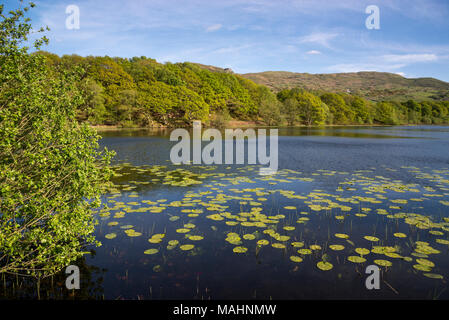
96;163;449;281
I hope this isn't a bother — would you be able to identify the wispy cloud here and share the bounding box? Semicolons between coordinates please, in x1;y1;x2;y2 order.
306;50;322;55
382;53;438;63
327;63;406;73
213;44;253;54
298;32;339;48
206;24;223;32
327;53;438;74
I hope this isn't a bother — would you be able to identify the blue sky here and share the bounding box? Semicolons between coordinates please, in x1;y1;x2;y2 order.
9;0;449;81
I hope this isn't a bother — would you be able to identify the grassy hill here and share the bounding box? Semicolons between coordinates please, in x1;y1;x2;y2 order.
239;71;449;102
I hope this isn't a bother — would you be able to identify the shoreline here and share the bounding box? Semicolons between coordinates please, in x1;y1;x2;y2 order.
90;122;447;132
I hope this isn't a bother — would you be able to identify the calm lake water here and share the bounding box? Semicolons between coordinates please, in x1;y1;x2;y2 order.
5;126;449;299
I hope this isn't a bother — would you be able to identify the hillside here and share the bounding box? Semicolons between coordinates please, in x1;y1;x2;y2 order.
240;71;449;102
39;53;271;127
36;54;449;127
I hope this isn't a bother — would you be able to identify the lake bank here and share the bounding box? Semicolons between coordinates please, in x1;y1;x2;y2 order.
91;122;446;132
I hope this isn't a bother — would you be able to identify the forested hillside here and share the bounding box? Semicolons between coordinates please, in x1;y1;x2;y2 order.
242;71;449;102
39;52;268;127
38;52;449;127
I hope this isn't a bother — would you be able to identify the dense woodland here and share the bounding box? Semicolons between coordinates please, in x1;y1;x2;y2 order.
39;52;449;127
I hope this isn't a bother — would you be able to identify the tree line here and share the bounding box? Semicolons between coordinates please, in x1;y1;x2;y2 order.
38;52;449;128
273;88;449;126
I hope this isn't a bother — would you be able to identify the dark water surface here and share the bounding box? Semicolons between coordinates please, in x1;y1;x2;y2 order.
6;126;449;299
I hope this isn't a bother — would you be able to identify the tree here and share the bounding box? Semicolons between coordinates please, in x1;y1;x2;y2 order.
282;98;300;126
420;102;433;124
0;2;113;278
79;78;107;124
345;95;372;124
296;91;326;125
374;101;398;124
404;100;421;124
320;93;354;124
257;87;282;126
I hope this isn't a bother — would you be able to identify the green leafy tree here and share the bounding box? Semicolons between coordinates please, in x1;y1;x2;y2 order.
79;78;107;124
257;87;282;126
404;100;422;124
320;93;354;124
345;95;372;124
0;2;113;278
374;101;398;124
282;98;300;126
296;91;326;125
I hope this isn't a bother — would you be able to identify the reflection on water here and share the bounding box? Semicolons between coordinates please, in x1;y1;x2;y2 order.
1;256;105;299
4;126;449;299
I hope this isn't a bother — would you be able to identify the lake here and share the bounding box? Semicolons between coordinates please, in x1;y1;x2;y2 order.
9;125;449;299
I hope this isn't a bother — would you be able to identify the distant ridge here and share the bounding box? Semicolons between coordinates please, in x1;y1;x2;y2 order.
240;71;449;101
192;63;449;101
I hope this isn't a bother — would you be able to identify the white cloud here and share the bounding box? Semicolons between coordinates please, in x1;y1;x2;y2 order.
327;53;439;74
298;32;339;47
327;63;406;73
382;53;438;63
206;24;223;32
213;44;252;54
306;50;321;55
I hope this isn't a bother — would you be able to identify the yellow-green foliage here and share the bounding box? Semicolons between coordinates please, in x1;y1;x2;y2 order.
37;54;449;127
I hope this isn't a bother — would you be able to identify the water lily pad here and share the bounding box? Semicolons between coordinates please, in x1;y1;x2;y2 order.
317;261;333;271
188;235;204;241
144;248;159;255
329;244;345;251
384;252;402;258
423;273;443;279
416;258;435;268
233;246;248;253
374;259;392;267
348;256;366;263
124;229;142;237
355;248;370;255
436;239;449;245
153;265;162;272
393;233;407;238
105;233;117;239
243;234;256;240
413;264;432;272
277;235;290;242
290;256;303;263
298;249;312;255
291;242;305;248
180;244;195;251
